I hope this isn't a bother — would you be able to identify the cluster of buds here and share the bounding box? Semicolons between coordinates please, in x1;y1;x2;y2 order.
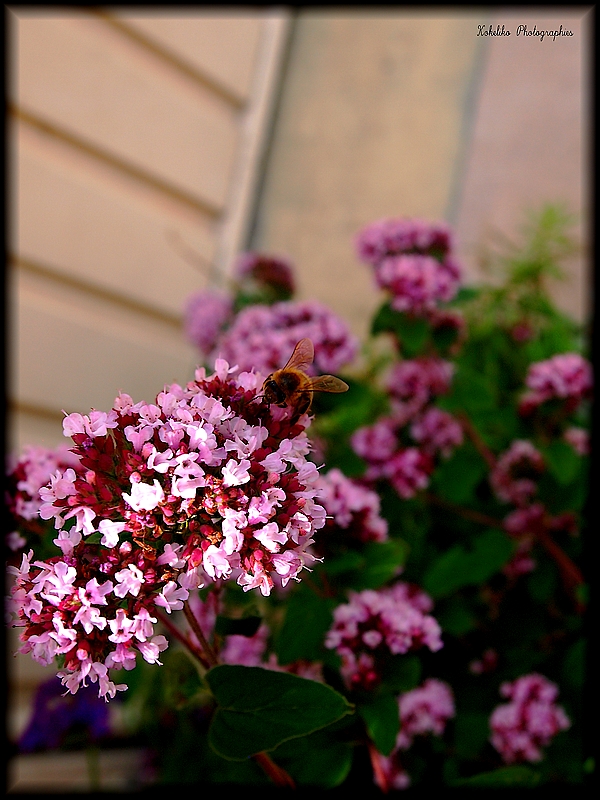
351;357;462;499
489;673;570;764
355;217;462;317
7;360;326;699
325;583;443;690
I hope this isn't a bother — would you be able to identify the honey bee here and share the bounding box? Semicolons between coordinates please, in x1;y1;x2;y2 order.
261;338;349;422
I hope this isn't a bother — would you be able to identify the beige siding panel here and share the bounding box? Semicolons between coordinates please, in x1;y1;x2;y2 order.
9;409;66;456
112;11;263;104
251;13;484;341
12;268;201;417
15;120;217;319
13;12;238;210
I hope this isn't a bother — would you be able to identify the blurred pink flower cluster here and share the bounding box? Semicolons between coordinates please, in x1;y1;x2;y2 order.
355;217;461;315
210;300;358;376
374;679;455;790
490;440;545;507
184;290;233;356
314;468;388;551
489;673;570;764
6;444;83;553
520;353;592;415
351;357;462;499
7;360;326;699
234;252;296;298
325;583;443;690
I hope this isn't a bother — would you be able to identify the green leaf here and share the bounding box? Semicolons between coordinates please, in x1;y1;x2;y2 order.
542;439;582;485
214;615;262;638
562;638;585;690
436;595;477;636
444;363;496;413
206;665;354;760
162;651;204;710
430;444;487;504
351;539;409;589
359;693;400;756
273;726;353;788
380;654;421;693
453;711;490;760
371;303;430;356
423;530;513;598
275;586;335;665
449;765;541;787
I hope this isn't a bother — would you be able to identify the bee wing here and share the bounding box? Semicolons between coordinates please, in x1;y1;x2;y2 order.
282;338;315;372
307;375;349;393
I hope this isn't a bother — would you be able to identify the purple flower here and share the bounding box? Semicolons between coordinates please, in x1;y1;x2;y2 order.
184;290;234;355
210;300;358;376
489;674;570;764
234;252;296;299
18;677;111;752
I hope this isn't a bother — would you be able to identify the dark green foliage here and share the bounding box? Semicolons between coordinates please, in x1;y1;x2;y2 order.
206;665;354;760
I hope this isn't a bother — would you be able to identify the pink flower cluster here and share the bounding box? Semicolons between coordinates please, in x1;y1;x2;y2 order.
325;583;443;690
351;357;461;498
489;673;570;764
210;300;358;377
371;679;455;791
6;445;83;552
396;678;455;749
314;468;388;551
520;353;592;415
490;440;545;507
7;360;326;699
184;290;234;355
355;217;461;315
234;252;296;298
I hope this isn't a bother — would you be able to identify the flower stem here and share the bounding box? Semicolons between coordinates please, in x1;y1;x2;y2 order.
155;608;211;669
253;752;296;788
458;413;497;469
182;601;220;667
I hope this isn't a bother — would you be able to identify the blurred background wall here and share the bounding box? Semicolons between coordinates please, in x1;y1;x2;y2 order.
6;6;591;791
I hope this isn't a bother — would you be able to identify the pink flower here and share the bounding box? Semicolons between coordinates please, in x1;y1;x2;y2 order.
210;300;358;376
8;359;326;699
490;440;545;506
520;353;592;413
234;252;296;298
563;426;590;456
315;468;388;551
489;673;570;764
325;584;443;689
383;448;433;499
355;217;461;315
386;358;454;424
184;290;234;355
409;407;463;459
396;679;455;749
355;217;453;266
